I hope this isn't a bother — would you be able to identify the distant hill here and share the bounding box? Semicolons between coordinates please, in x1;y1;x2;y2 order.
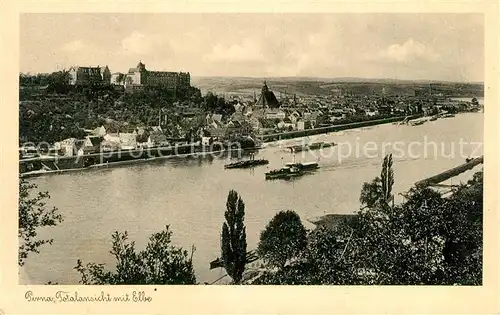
191;76;484;98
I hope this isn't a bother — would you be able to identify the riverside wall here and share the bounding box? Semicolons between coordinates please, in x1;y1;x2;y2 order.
259;114;423;142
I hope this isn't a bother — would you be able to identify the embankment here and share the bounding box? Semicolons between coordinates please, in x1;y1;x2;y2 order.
258;114;423;142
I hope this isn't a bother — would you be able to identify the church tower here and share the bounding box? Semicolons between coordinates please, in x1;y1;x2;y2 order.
255;81;280;108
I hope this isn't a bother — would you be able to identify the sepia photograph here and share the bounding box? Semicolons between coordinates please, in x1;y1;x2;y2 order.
17;12;485;289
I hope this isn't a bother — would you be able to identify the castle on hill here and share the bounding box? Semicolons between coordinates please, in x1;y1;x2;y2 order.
68;61;190;91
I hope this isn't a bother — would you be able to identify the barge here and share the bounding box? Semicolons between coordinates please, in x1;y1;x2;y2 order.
224;159;269;169
288;141;336;153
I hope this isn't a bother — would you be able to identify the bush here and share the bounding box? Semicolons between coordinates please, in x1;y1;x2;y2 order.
257;210;307;268
75;225;196;284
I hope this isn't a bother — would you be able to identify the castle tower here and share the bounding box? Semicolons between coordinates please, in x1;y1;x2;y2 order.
137;61;146;72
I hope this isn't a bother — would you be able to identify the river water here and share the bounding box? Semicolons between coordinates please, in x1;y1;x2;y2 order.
20;112;484;284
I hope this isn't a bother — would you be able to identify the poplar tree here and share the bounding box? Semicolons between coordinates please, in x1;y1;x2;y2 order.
221;190;247;284
380;153;395;206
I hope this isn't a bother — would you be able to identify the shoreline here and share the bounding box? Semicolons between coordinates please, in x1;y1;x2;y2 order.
19;147;249;179
259;114;424;142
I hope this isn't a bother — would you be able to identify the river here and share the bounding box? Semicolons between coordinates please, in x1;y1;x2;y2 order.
20;112;484;284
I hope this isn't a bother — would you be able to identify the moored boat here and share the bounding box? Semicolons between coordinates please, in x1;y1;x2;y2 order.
409;119;425;126
224;159;269;169
288;141;336;152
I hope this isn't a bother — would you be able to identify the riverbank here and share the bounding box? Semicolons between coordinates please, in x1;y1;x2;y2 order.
20;146;259;178
19;140;259;177
259;114;423;142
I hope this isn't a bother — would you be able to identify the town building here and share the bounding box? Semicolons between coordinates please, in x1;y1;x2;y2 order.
54;138;79;156
124;61;190;90
296;119;305;131
110;72;125;85
68;65;111;85
265;109;286;120
119;133;137;150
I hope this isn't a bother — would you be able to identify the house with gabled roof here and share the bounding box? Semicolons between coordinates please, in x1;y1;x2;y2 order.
54;138;78;156
83;136;104;153
90;125;106;137
288;110;302;124
265;109;286;120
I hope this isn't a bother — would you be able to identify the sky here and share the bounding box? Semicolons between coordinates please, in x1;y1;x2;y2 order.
20;13;484;82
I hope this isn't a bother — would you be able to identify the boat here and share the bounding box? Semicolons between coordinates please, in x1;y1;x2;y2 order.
285;161;319;171
287;141;336;153
441;113;455;118
224;159;269;169
265;164;301;180
265;161;319;180
409;119;425;126
429;116;438;121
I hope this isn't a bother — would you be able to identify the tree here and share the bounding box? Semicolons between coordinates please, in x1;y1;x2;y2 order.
359;177;383;209
116;73;125;85
439;172;483;284
75;225;196;284
47;70;71;94
136;130;150;143
361;187;447;284
18;178;63;266
221;190;247;284
303;224;358;284
253;223;357;285
348;171;482;285
257;210;307;268
359;154;394;209
380;153;394;203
